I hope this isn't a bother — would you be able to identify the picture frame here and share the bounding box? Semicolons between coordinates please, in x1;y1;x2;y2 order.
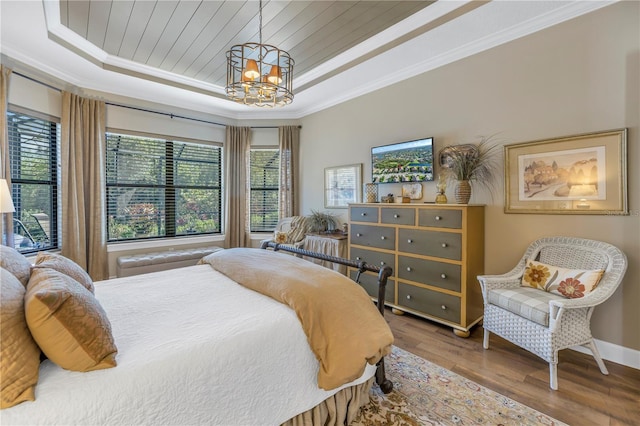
324;163;362;208
402;183;423;200
504;129;627;215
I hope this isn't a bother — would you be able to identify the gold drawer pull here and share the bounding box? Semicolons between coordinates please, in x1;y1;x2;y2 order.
441;273;447;279
441;305;447;310
441;243;448;248
407;239;413;243
406;267;412;272
394;214;399;218
435;216;441;221
381;236;386;240
406;295;412;300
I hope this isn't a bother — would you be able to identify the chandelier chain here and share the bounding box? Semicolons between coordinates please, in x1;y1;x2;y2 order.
259;0;263;47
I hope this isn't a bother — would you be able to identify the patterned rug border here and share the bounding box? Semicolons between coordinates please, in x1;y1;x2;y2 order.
353;346;567;426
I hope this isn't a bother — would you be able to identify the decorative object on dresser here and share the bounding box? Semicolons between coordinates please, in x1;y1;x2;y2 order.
348;203;484;337
364;183;378;203
435;174;447;204
401;183;422;200
477;236;627;390
438;136;500;204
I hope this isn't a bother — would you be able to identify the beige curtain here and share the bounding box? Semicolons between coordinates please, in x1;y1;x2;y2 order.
0;65;14;247
279;125;300;218
61;91;107;280
224;126;251;248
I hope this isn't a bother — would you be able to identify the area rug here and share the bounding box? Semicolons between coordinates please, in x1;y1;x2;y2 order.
352;346;567;426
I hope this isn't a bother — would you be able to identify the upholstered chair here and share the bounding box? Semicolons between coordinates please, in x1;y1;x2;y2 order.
477;236;627;390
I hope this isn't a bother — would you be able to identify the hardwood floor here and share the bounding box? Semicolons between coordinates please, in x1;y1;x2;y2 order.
384;309;640;425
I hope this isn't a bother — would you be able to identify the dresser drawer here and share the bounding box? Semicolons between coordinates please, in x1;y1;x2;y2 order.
381;208;415;226
351;247;395;270
398;283;461;324
397;256;461;292
350;224;395;250
418;208;462;229
350;270;395;304
350;206;379;223
398;228;461;260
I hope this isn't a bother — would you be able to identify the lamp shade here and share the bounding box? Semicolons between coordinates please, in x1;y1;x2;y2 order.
243;59;260;80
0;179;15;213
267;65;282;84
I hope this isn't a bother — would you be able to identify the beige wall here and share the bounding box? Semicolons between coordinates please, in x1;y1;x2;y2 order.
299;2;639;351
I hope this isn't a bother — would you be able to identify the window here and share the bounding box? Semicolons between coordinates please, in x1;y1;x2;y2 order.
249;148;280;232
106;132;222;241
7;111;60;253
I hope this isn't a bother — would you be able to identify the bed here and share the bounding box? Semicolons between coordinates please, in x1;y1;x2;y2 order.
0;244;394;425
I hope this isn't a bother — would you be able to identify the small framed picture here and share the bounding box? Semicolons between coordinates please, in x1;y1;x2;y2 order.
402;183;423;200
324;164;362;208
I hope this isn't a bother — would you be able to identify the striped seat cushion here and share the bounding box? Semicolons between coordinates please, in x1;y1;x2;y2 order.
488;287;564;326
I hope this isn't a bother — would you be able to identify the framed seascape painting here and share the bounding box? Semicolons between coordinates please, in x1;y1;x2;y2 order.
504;129;628;215
324;164;362;208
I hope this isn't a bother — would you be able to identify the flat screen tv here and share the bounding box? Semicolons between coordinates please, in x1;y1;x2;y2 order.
371;137;434;183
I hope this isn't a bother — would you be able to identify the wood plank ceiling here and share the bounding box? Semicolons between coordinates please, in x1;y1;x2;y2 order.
58;0;433;89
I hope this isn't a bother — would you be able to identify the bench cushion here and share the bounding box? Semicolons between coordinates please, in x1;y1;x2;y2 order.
116;247;223;277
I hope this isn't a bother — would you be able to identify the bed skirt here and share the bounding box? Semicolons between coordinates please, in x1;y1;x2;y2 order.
282;377;374;426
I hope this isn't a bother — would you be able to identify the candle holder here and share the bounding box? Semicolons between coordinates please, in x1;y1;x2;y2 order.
364;183;378;203
435;174;448;204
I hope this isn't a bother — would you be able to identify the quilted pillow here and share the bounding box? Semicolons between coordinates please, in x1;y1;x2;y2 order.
25;268;117;372
32;252;94;294
521;259;604;299
0;245;32;287
0;268;41;409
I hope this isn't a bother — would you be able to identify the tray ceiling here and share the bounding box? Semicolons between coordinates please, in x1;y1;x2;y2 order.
0;1;615;119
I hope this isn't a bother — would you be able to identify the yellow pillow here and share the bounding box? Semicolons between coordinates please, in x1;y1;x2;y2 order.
25;268;117;372
521;259;604;299
0;268;41;409
33;252;94;294
0;245;32;287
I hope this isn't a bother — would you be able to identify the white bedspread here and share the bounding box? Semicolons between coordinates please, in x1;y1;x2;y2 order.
1;265;376;425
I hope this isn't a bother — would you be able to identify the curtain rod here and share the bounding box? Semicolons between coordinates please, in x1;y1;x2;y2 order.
12;71;301;130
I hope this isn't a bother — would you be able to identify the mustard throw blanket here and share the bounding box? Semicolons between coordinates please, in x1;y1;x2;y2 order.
200;248;394;390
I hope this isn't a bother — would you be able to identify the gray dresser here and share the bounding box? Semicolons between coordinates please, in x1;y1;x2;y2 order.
348;203;484;337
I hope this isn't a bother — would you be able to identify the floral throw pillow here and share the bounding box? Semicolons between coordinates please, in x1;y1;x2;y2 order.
274;231;288;244
521;259;604;299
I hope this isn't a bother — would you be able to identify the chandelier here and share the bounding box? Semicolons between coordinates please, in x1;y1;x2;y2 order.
225;0;294;107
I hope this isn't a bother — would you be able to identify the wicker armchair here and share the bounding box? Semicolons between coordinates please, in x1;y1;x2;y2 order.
477;236;627;390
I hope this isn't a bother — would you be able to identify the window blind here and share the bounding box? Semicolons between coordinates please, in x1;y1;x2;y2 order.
249;148;280;232
7;111;59;253
106;132;221;241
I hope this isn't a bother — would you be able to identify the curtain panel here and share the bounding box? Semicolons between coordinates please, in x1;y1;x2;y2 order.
61;92;107;280
0;65;14;246
224;126;251;248
279;125;300;218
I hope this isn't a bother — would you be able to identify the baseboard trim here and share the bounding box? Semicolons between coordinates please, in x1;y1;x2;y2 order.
571;339;640;370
